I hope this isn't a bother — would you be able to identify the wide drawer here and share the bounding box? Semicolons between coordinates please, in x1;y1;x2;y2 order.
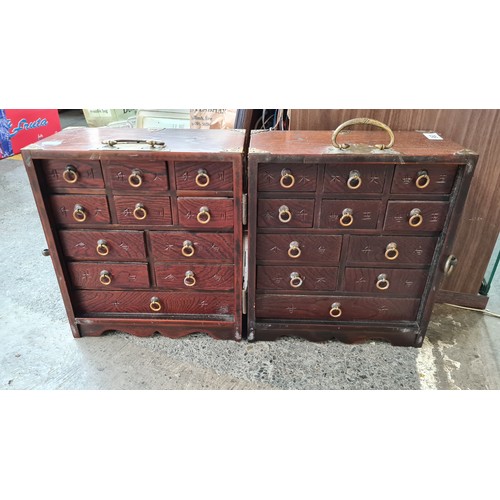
384;201;449;232
41;159;104;190
257;163;318;192
175;161;233;191
258;199;315;228
113;195;172;225
155;263;234;290
68;262;150;289
50;194;110;225
255;294;420;321
391;164;458;194
257;265;338;291
320;200;382;229
324;163;387;193
59;230;147;261
104;160;168;191
177;197;234;229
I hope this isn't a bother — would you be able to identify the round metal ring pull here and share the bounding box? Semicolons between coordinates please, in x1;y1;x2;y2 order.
288;241;301;259
150;297;162;312
289;272;303;288
347;170;362;190
184;270;196;287
96;239;109;256
384;242;399;261
133;203;147;220
376;273;390;290
99;270;112;286
73;204;87;222
329;302;342;318
416;170;431;189
280;168;295;189
181;240;195;257
339;208;354;227
63;165;79;184
278;205;292;223
128;169;143;188
197;206;211;224
408;208;423;227
444;254;458;276
195;169;210;187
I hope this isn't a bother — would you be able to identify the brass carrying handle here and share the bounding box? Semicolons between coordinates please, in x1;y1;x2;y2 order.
197;206;211;224
102;139;165;149
184;270;196;287
347;170;362;190
332;118;395;150
376;273;390;291
416;170;431;189
409;208;423;227
73;204;87;222
288;241;301;259
329;302;342;318
133;203;147;220
99;270;112;286
181;240;195;257
444;255;458;276
195;169;210;187
385;242;399;261
339;208;354;227
96;239;109;256
278;205;292;223
63;165;79;184
150;297;162;312
280;168;295;189
128;169;143;188
289;272;303;288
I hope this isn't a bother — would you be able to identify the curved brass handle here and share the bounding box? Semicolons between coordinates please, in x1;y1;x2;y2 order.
289;272;303;288
278;205;292;223
197;206;211;224
329;302;342;318
73;204;87;222
288;241;301;259
195;169;210;187
133;203;147;220
332;118;395;150
339;208;354;227
103;139;165;149
184;270;196;287
444;255;458;276
96;239;109;256
63;165;79;184
150;297;162;312
376;273;390;291
347;170;362;190
409;208;423;227
181;240;195;257
128;169;143;188
385;242;399;261
416;170;430;189
280;168;295;189
99;270;112;286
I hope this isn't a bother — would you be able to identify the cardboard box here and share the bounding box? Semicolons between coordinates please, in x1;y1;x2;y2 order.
82;109;137;127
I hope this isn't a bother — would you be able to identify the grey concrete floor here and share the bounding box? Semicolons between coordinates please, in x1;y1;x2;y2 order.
1;110;499;390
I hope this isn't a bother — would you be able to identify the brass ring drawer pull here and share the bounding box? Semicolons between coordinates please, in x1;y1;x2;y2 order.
73;204;87;222
280;168;295;188
409;208;423;227
197;206;211;224
289;272;303;288
288;241;301;258
339;208;354;227
181;240;195;257
329;302;342;318
385;242;399;260
278;205;292;223
184;270;196;287
347;170;362;190
99;270;112;286
416;170;430;189
150;297;162;312
376;273;390;290
133;203;147;220
128;169;143;188
444;254;458;276
96;239;109;256
63;165;78;184
332;117;395;150
195;169;210;187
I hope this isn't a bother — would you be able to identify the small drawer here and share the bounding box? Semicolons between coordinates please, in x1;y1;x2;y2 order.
175;161;233;191
68;262;150;289
320;200;382;229
255;294;420;322
258;163;318;192
324;163;386;193
258;199;315;228
257;265;338;291
155;264;234;290
177;198;234;229
347;236;438;265
50;195;110;225
344;268;428;297
384;201;449;232
256;234;342;263
41;159;104;189
114;195;172;225
149;231;233;262
104;160;168;191
391;164;458;194
59;230;147;261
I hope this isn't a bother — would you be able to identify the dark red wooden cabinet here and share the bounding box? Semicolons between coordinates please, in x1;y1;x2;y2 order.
22;128;245;340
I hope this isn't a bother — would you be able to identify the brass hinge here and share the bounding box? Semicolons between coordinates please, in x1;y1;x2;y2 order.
242;193;248;225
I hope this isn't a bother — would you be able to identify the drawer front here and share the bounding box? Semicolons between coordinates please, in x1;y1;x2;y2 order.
324;163;386;193
105;161;168;191
41;159;104;189
257;266;338;291
175;161;233;191
150;231;233;262
74;290;234;315
344;268;428;297
258;199;315;228
391;164;458;194
256;234;342;263
177;198;234;229
50;195;110;225
68;262;150;289
258;163;318;192
320;200;382;229
255;294;420;321
384;201;449;232
114;195;172;225
155;264;234;290
59;230;147;261
347;236;438;265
